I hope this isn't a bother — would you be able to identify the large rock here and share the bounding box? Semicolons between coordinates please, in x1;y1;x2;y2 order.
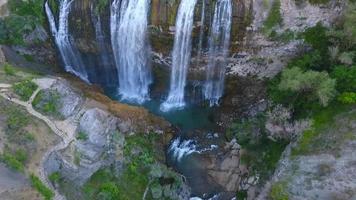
205;139;242;193
50;80;83;118
46;108;125;185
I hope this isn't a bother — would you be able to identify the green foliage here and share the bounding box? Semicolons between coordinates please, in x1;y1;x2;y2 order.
96;182;120;200
278;67;336;107
76;131;88;141
95;0;110;15
48;172;61;184
0;152;25;172
83;133;162;200
262;0;282;35
331;65;356;92
0;0;45;45
291;103;351;156
30;174;54;200
5;107;30;133
13;80;38;101
302;23;330;57
32;90;61;117
338;92;356;104
269;181;289;200
228;115;288;181
8;0;45;24
3;63;16;76
269;29;296;43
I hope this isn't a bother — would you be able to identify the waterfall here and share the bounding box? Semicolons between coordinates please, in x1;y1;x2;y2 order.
110;0;152;103
45;0;89;82
160;0;198;112
197;0;206;62
203;0;232;106
91;6;116;86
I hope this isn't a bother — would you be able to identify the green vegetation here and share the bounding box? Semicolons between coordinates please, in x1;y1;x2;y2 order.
13;80;38;101
278;67;336;107
269;181;289;200
262;0;282;35
32;90;62;117
0;152;25;172
338;92;356;104
76;131;88;141
30;174;54;200
48;172;61;184
291;104;354;156
3;63;16;76
228;115;288;181
0;0;45;45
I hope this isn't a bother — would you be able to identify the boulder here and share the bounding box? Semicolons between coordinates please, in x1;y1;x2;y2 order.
205;139;241;192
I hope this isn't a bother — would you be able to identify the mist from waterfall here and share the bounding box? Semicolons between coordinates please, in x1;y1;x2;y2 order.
160;0;198;112
45;0;89;82
203;0;232;106
110;0;152;104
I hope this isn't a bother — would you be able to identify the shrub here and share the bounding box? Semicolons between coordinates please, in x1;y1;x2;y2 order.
6;107;29;133
262;0;282;34
3;63;16;75
30;174;54;200
13;80;38;101
0;153;24;172
48;172;60;184
32;90;61;116
331;65;356;92
270;181;289;200
76;131;88;141
278;67;336;107
338;92;356;104
302;23;330;57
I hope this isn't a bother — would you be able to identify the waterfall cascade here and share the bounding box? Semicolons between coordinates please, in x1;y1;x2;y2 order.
110;0;152;103
203;0;232;106
91;6;116;86
160;0;198;112
45;0;89;82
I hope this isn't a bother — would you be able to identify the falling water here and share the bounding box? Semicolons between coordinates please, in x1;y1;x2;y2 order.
110;0;152;103
45;0;89;82
196;0;206;62
91;6;116;86
160;0;198;112
203;0;232;106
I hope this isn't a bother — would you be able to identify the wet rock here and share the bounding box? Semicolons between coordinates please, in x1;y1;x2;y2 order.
205;139;241;193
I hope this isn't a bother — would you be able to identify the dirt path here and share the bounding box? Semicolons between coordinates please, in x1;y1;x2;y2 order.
0;78;79;200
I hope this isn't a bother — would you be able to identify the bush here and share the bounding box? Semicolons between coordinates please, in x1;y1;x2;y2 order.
302;23;330;57
0;153;25;172
262;0;282;35
76;131;88;141
270;181;289;200
48;172;60;184
13;80;38;101
30;174;54;200
32;90;61;116
343;2;356;45
338;92;356;104
3;63;16;75
278;67;336;107
6;107;29;133
8;0;45;24
331;65;356;92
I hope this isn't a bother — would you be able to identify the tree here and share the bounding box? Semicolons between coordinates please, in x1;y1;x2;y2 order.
278;67;336;107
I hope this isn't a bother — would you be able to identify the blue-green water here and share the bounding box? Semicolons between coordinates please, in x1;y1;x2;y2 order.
105;87;223;198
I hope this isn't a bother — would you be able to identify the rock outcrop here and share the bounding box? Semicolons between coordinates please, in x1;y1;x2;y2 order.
204;139;242;195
